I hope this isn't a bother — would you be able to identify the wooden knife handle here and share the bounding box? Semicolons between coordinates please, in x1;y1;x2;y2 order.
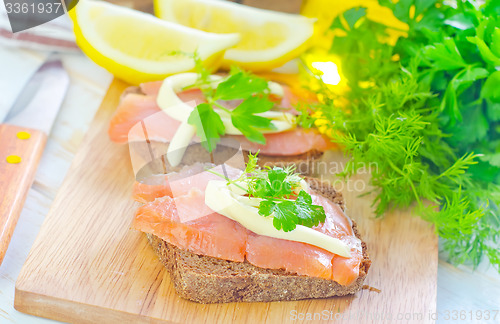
0;124;47;266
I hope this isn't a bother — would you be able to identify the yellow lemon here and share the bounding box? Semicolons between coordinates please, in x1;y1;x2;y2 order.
70;0;240;85
155;0;315;71
301;0;408;49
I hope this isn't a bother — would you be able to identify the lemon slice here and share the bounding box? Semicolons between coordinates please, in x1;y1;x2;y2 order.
155;0;315;71
70;0;240;85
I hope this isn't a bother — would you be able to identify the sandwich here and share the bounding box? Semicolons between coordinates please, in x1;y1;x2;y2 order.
132;154;370;303
108;66;334;173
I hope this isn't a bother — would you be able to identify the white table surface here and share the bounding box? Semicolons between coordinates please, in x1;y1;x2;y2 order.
0;47;499;324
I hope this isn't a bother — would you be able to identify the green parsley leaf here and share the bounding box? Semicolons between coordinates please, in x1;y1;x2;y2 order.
414;0;437;17
188;63;281;149
440;82;460;125
446;105;489;146
423;38;468;70
480;153;500;168
414;6;443;32
249;167;292;198
187;103;225;152
267;200;298;232
444;13;475;31
486;99;500;121
258;199;275;217
393;0;412;24
491;28;500;58
343;7;366;29
467;36;500;67
214;71;269;101
253;167;325;232
227;154;327;232
267;167;292;197
258;192;326;232
231;96;276;144
441;66;489;125
295;190;326;228
481;71;500;102
452;67;489;91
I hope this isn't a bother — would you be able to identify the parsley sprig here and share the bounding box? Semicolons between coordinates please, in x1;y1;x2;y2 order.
220;153;326;232
308;0;500;271
187;58;277;152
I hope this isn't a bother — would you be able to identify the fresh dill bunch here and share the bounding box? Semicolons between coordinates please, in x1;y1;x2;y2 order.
311;41;500;271
307;1;500;270
419;183;500;272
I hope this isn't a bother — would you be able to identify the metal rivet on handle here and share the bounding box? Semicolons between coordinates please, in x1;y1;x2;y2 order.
6;155;22;164
16;131;31;140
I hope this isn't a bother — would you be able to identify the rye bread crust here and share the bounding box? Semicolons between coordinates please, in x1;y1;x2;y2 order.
144;177;371;303
245;150;324;175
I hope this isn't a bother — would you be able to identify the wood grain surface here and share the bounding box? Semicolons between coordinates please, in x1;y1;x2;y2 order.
14;79;438;323
0;124;47;265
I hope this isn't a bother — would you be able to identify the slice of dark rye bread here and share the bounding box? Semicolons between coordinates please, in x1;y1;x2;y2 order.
122;86;325;174
143;177;371;303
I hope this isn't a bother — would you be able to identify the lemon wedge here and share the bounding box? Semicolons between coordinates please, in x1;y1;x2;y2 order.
155;0;315;71
70;0;240;85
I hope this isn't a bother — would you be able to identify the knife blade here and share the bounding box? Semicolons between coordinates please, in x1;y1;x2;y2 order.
5;59;69;132
0;48;48;123
0;58;69;266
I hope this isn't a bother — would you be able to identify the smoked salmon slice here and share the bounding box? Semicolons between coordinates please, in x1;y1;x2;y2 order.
108;93;161;144
133;166;363;285
245;189;362;285
133;164;242;203
231;128;335;156
134;194;248;263
108;90;199;144
245;232;335;279
109;80;334;156
133;174;172;204
331;236;364;287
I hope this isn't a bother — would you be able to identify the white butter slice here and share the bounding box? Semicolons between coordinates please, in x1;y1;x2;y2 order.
157;73;297;166
205;180;352;258
166;121;197;166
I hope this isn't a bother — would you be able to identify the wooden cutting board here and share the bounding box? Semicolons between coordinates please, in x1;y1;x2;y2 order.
14;79;438;323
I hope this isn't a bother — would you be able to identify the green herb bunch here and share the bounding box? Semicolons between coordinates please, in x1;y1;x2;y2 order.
308;0;500;270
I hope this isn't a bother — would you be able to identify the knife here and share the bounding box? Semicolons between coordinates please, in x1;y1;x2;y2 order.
0;58;69;266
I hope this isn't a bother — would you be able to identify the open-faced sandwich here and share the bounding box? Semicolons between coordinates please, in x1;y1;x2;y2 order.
108;65;334;171
132;154;370;303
